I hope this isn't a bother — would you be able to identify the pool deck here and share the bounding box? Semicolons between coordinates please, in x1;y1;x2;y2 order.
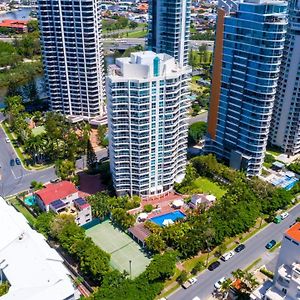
128;192;187;220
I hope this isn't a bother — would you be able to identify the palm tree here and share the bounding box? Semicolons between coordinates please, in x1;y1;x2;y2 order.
220;278;232;299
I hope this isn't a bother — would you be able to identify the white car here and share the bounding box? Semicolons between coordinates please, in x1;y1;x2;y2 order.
214;277;226;290
192;297;201;300
5;137;10;143
221;250;235;261
280;212;289;219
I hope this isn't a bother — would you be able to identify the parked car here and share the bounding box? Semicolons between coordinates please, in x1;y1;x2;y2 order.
214;277;226;290
208;261;221;271
266;240;276;250
182;277;197;289
273;216;282;224
192;297;201;300
5;137;10;143
15;158;21;165
235;244;246;253
221;251;235;261
50;178;60;183
10;159;15;167
280;212;289;220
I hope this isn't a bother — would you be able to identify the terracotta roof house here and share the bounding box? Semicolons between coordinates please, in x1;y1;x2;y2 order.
35;181;92;226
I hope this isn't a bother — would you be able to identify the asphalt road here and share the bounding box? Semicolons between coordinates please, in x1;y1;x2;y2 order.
0;118;108;197
169;203;300;300
188;111;208;125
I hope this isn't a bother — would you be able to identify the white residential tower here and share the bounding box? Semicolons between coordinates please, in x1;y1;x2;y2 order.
107;51;191;197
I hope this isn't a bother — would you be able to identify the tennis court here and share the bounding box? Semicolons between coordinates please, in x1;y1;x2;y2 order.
85;220;151;278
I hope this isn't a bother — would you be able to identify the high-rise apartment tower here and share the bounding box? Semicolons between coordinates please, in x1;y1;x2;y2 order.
205;0;288;176
37;0;105;119
107;51;191;197
270;0;300;156
147;0;191;66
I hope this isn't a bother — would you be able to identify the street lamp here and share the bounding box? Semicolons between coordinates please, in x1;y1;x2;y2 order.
129;260;132;279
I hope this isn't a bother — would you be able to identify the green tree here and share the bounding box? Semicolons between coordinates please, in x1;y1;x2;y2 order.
86;139;97;171
188;121;207;145
35;212;55;236
191;261;204;275
111;208;135;230
4;95;25;126
176;271;188;284
97;124;107;146
145;234;166;253
55;159;76;180
0;282;9;296
129;21;138;29
86;192;112;219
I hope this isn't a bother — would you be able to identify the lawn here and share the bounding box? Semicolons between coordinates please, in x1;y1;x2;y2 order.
125;30;147;38
191;177;227;199
32;125;45;136
86;220;151;278
10;197;36;226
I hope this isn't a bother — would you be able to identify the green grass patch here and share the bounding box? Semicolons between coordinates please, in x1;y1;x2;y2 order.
9;197;36;226
32;125;45;136
192;177;227;199
125;30;147;38
244;258;262;272
266;147;282;157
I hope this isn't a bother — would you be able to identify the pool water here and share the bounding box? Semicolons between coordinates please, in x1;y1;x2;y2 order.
150;211;186;227
24;195;36;206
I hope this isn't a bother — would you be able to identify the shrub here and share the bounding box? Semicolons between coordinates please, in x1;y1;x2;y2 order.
176;271;188;284
144;204;154;213
191;261;204;275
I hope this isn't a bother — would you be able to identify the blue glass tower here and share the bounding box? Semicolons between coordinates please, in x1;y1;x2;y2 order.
206;0;288;176
148;0;191;66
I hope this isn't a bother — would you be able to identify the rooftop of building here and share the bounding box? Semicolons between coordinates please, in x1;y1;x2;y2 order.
108;51;191;80
0;196;76;300
0;19;28;28
286;222;300;242
35;181;78;206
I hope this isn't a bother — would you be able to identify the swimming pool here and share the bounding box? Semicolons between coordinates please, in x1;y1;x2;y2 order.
24;195;36;206
150;211;186;227
272;176;299;191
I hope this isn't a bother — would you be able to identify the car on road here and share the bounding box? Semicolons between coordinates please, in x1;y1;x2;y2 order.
280;212;289;220
208;261;221;271
266;240;276;250
273;215;282;224
214;277;226;290
235;244;246;253
10;159;15;166
50;178;60;183
182;277;197;289
192;297;201;300
15;158;21;165
5;137;10;143
221;250;235;261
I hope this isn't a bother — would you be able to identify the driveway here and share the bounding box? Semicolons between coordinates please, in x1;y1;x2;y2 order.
169;203;300;300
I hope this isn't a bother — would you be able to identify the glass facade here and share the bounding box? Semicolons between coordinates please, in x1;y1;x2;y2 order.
270;0;300;156
206;0;288;176
148;0;191;66
37;0;105;118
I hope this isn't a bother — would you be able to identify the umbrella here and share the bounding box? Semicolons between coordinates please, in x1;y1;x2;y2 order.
138;213;148;221
163;219;174;226
172;199;184;208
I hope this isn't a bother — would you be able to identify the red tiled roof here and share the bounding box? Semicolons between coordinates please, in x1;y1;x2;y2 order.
35;181;78;205
0;19;28;29
286;222;300;243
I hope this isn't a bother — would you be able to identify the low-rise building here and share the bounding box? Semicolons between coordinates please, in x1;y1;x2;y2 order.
0;19;28;33
35;181;92;226
0;196;78;300
254;223;300;300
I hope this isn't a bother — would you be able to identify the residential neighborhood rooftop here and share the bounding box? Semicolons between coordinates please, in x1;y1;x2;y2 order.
35;181;78;205
286;222;300;243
